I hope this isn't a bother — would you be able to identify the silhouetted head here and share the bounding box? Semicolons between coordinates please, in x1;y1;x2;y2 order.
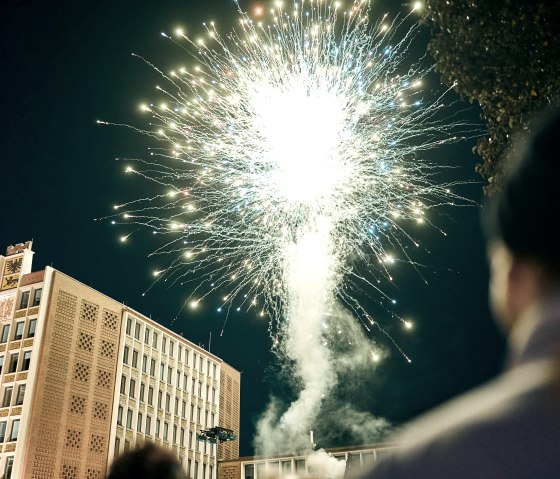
483;109;560;328
106;442;187;479
484;109;560;276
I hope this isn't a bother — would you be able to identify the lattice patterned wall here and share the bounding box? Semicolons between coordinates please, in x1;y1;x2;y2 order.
218;363;241;461
21;272;123;479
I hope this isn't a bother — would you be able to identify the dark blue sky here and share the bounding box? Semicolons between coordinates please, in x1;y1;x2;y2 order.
2;0;505;456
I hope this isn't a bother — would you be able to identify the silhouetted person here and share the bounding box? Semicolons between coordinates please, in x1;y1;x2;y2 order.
106;442;188;479
359;109;560;478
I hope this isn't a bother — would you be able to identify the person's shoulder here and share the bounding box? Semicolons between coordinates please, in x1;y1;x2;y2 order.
359;360;560;479
397;358;556;447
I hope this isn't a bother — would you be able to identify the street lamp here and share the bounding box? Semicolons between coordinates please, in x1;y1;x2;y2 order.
196;426;237;479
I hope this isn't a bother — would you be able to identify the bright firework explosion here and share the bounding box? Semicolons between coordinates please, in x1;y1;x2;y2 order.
105;0;471;454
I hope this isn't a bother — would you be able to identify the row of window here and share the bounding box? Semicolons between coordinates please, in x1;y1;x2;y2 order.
0;419;20;443
1;384;25;408
119;376;215;425
18;288;42;309
124;317;217;377
122;347;217;403
116;405;214;452
0;351;32;376
245;459;307;479
0;319;36;344
113;442;213;479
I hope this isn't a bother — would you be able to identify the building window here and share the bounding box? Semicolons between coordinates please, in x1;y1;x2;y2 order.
193;353;197;370
176;371;181;388
140;383;145;402
126;409;132;429
182;400;187;419
148;386;154;405
19;291;30;309
144;327;150;345
0;421;6;443
213;364;217;378
180;427;185;447
152;332;158;349
178;345;182;362
295;460;306;474
2;387;12;408
126;317;132;335
27;319;37;338
165;394;170;413
8;354;18;374
158;391;162;410
146;415;152;435
114;437;120;457
123;346;129;364
120;375;126;395
134;322;141;340
150;359;156;377
244;465;254;479
170;341;174;358
129;378;136;398
142;354;147;373
9;419;19;441
132;350;138;369
163;422;169;441
15;384;25;406
4;457;14;479
117;406;123;426
173;425;177;444
175;398;179;415
162;337;167;354
189;431;193;450
137;412;143;433
1;325;10;344
0;356;3;375
159;363;164;381
124;440;130;453
21;351;31;371
156;419;160;438
167;367;172;384
31;288;42;307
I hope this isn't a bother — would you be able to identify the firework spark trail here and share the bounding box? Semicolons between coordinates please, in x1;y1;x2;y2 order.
106;0;474;455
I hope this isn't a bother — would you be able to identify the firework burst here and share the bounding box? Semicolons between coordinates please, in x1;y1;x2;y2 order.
104;0;472;452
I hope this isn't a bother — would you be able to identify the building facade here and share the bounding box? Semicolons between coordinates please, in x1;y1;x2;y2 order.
0;242;240;479
219;443;396;479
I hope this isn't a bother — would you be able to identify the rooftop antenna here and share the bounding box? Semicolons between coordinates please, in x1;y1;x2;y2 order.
208;331;212;353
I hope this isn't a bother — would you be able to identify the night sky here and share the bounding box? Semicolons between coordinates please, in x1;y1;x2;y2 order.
2;0;505;456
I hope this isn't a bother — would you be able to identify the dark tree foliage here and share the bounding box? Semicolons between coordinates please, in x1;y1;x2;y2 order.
423;0;560;193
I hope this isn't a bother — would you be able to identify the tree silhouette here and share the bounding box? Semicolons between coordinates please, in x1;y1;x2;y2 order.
423;0;560;193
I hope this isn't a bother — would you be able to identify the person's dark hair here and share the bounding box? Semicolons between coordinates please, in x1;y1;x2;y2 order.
483;108;560;276
106;442;188;479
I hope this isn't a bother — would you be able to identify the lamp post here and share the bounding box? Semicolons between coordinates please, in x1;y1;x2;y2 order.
196;426;237;479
